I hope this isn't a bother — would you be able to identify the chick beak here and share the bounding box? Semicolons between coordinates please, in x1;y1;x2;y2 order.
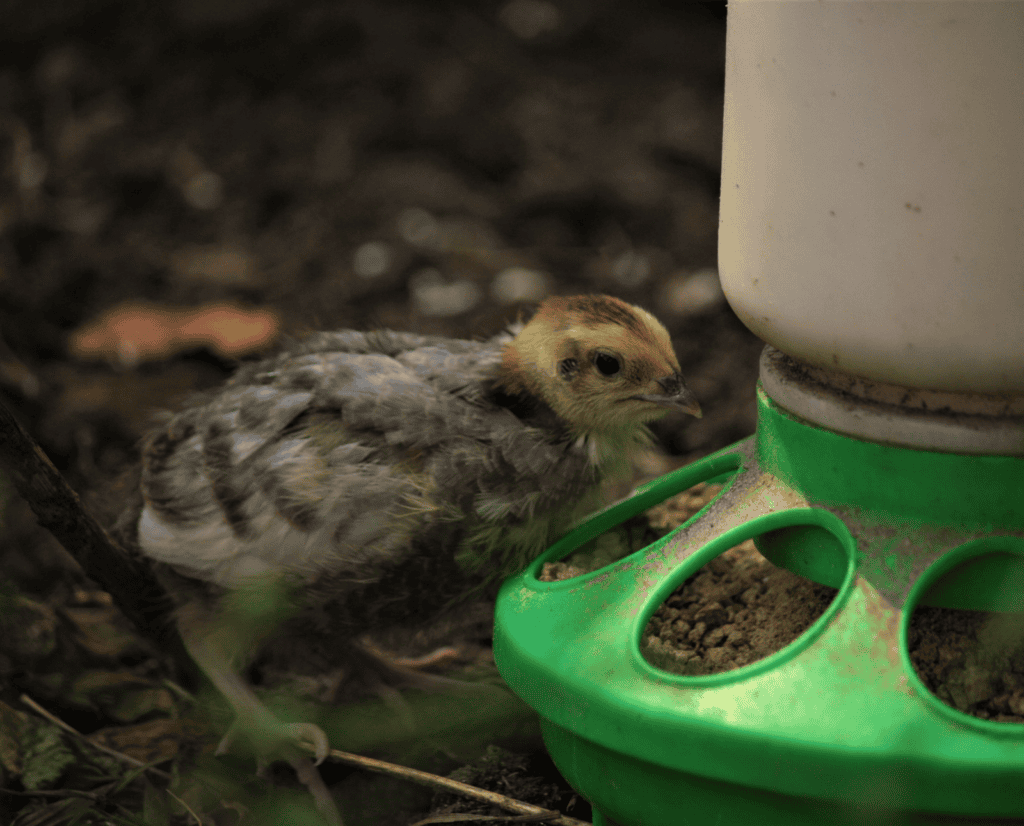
632;373;703;418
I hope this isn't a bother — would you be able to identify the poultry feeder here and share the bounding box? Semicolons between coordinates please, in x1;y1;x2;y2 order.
493;3;1024;824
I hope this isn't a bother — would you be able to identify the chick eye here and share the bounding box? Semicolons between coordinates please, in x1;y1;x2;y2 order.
594;352;621;377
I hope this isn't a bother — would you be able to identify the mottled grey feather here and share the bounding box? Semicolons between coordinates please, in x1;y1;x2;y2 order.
135;325;603;626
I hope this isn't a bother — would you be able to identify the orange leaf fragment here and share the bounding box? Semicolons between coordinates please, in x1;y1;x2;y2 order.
178;303;279;357
69;301;279;366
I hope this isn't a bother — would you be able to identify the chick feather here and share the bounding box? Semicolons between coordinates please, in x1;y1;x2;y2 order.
117;294;699;820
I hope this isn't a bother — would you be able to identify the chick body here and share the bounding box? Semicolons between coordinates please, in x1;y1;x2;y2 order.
122;294;699;820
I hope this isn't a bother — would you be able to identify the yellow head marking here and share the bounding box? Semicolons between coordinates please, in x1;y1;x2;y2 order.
499;294;692;438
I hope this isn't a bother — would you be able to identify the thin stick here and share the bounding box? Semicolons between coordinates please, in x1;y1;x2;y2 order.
166;789;204;826
410;813;557;825
0;398;174;651
19;694;172;781
324;747;590;826
21;694;590;825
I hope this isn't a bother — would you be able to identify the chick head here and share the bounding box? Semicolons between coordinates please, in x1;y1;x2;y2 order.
499;294;701;437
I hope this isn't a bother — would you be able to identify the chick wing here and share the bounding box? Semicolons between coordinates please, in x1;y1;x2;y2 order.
136;328;597;602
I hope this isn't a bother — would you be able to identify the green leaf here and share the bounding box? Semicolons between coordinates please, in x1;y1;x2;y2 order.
20;719;75;791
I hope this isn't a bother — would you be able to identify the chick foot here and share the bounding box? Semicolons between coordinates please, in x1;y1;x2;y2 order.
215;715;330;766
214;710;341;826
177;605;342;824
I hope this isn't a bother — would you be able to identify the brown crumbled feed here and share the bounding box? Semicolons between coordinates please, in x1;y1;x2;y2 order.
538;482;838;675
645;482;723;533
539;480;1024;715
907;605;1024;723
539;483;722;583
641;541;836;676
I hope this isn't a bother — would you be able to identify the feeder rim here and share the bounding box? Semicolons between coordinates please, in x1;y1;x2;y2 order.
760;347;1024;455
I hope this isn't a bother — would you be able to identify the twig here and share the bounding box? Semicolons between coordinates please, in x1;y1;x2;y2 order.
0;397;175;651
20;693;172;781
21;694;591;825
162;677;197;704
410;813;560;825
324;747;590;826
166;789;204;826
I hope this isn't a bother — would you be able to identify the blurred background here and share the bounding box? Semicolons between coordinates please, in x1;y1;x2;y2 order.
0;1;762;823
0;0;758;489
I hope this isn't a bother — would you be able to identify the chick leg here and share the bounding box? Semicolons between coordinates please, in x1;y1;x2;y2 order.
331;640;478;704
176;603;341;826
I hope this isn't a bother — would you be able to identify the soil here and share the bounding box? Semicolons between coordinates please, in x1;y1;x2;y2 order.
427;744;591;824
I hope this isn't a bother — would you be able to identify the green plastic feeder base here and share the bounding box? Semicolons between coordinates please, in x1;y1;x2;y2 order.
494;385;1024;825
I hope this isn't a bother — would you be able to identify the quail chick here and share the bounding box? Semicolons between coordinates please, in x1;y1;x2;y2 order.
121;294;700;822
